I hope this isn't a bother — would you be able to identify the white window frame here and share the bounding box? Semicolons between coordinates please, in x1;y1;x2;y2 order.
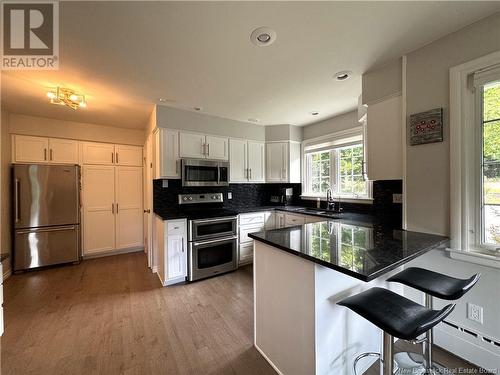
301;127;373;203
449;50;500;267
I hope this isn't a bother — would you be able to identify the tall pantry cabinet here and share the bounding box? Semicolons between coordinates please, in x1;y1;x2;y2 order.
81;142;144;256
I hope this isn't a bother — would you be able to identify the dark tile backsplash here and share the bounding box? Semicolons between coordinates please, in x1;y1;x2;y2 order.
154;179;403;228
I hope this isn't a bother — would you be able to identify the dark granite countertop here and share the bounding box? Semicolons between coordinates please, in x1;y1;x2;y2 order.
249;221;449;282
154;205;377;225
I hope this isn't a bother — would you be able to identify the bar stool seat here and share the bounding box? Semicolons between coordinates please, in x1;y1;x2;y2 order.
338;287;455;341
387;267;480;300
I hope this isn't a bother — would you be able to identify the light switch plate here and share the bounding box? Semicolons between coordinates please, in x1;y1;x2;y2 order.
467;303;483;324
228;192;232;199
392;194;403;204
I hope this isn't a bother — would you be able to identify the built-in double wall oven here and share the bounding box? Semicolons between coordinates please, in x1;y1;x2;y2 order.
188;216;238;281
179;193;238;282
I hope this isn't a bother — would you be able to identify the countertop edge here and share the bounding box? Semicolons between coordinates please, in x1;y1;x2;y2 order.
249;232;449;282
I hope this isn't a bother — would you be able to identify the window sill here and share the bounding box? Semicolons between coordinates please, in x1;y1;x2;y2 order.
446;248;500;270
300;195;374;205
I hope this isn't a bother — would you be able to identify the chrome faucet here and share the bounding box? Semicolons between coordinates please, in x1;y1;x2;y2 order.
326;188;335;211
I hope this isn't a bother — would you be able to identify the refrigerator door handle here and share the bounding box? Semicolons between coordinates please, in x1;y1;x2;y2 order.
14;178;20;223
16;225;76;235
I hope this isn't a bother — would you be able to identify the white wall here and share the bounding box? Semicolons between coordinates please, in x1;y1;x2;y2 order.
362;58;402;105
156;105;266;141
302;111;358;140
265;124;303;142
9;113;145;146
406;12;500;236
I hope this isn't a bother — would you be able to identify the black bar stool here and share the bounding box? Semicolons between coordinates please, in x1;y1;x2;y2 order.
338;287;455;375
387;267;480;374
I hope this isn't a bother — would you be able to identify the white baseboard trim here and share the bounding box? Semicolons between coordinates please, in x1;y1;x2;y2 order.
82;246;144;260
254;344;284;375
152;266;158;273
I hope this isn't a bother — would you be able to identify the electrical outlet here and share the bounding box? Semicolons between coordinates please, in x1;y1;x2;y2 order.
392;194;403;204
467;303;483;324
228;192;232;200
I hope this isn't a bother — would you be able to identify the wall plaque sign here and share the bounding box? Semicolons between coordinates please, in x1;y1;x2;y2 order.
409;108;443;146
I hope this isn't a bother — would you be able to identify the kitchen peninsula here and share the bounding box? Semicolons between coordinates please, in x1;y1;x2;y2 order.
249;220;448;375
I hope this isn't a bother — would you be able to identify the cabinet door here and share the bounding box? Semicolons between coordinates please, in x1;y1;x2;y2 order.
115;145;143;167
205;135;228;160
239;243;253;265
179;132;206;158
81;142;115;165
167;234;187;280
48;138;78;164
160;129;180;178
275;213;286;229
229;138;247;182
264;212;276;230
115;166;143;249
247;141;265;182
13;135;49;163
366;96;403;180
82;166;115;254
266;143;286;182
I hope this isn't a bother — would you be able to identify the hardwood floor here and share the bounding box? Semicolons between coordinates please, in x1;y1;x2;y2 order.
1;252;483;375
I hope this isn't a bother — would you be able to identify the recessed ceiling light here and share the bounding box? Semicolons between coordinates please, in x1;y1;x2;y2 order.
193;107;202;111
159;98;167;103
250;27;277;46
311;112;319;116
334;70;352;81
248;118;259;123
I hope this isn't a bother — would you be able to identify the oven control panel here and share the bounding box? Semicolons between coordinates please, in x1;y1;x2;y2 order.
178;193;224;204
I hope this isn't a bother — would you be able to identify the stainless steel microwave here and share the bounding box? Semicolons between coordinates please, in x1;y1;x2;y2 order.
181;159;229;187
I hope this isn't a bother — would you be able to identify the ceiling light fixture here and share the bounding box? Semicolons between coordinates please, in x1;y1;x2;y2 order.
248;118;259;123
311;112;319;116
47;87;86;110
334;70;352;81
193;107;202;111
250;27;277;46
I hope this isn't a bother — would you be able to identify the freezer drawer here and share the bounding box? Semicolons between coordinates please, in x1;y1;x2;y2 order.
14;225;80;271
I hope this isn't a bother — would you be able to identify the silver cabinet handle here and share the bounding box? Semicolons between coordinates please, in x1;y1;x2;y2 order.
249;168;252;179
50;149;53;161
207;144;210;156
112;152;114;164
44;148;47;161
112;203;114;214
14;178;20;223
116;203;119;213
116;152;119;164
175;160;179;174
202;143;205;155
17;226;76;235
181;238;184;253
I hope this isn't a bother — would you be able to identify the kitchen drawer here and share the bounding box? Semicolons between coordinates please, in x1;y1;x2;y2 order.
240;225;264;244
239;243;253;265
167;220;185;236
285;213;306;227
239;212;265;226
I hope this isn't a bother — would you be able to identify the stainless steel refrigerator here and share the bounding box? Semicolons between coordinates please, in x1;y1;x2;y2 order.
13;164;81;271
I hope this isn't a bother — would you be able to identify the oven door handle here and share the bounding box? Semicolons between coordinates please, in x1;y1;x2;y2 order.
192;235;238;246
191;217;238;224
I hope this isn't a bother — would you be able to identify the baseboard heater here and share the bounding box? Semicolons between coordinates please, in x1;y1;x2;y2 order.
442;320;500;348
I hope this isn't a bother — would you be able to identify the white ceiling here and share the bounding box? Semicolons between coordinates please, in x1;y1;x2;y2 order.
2;1;500;129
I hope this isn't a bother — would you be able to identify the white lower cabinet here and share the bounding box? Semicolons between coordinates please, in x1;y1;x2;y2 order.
155;217;187;286
82;165;143;255
284;212;306;227
275;212;286;228
238;212;273;265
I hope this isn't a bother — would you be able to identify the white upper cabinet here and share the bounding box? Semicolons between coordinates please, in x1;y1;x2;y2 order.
154;128;180;179
81;142;116;165
205;135;228;160
229;139;265;183
266;142;287;182
179;132;206;159
179;132;229;160
12;135;78;164
229;138;247;182
365;95;403;180
48;138;79;164
12;135;49;163
247;141;265;182
115;145;143;167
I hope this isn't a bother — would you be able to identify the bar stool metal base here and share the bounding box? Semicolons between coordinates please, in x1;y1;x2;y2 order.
394;352;446;374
